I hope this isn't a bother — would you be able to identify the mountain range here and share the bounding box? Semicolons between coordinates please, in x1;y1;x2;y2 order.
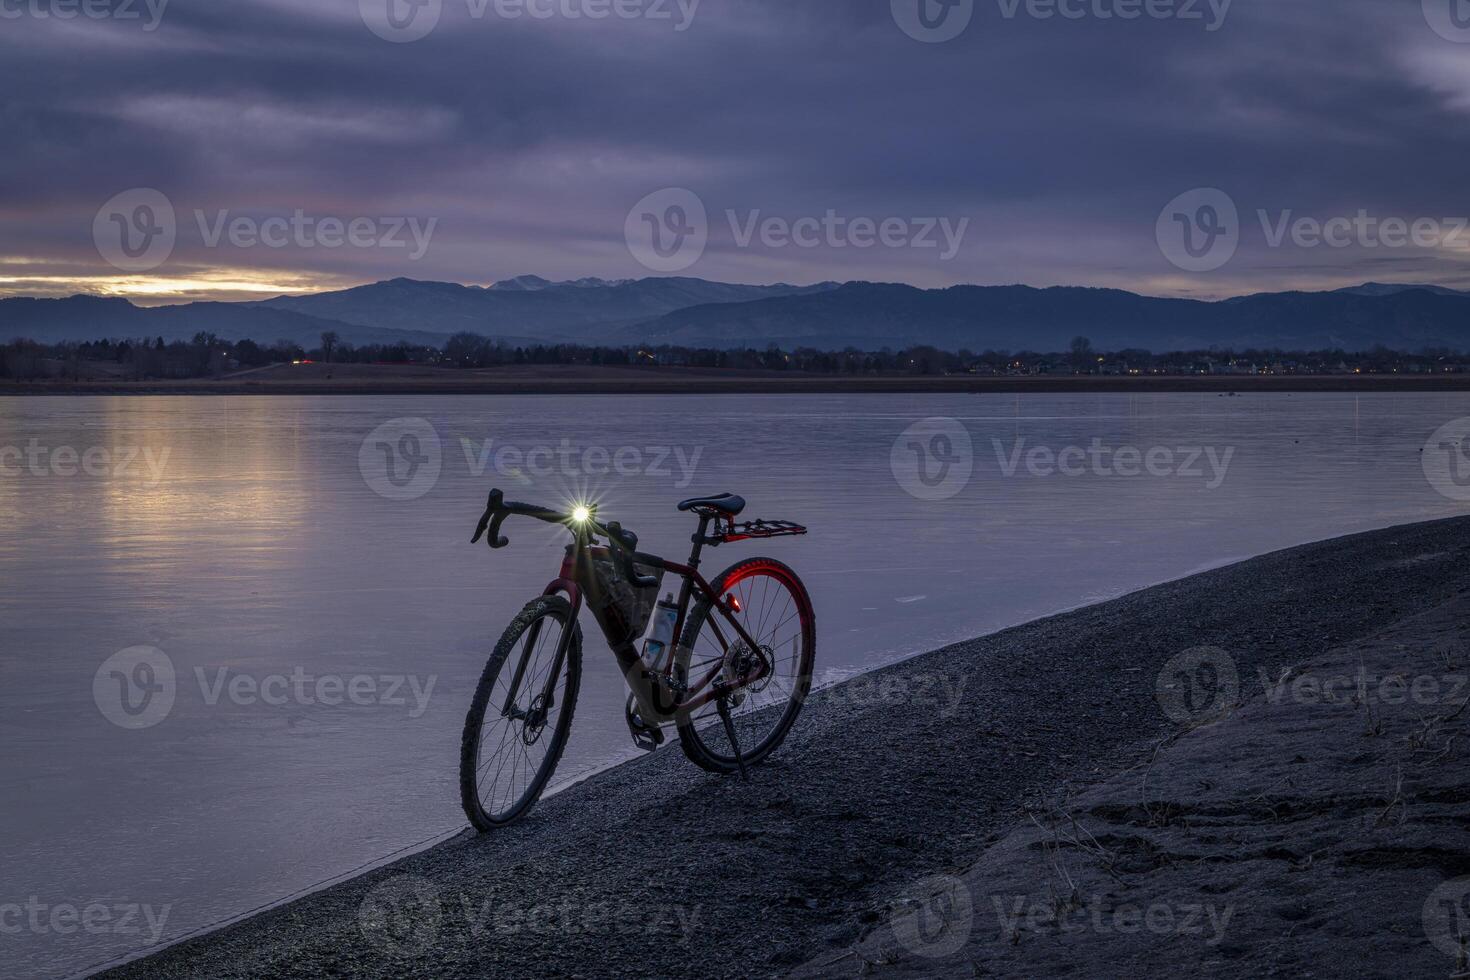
2;277;1467;352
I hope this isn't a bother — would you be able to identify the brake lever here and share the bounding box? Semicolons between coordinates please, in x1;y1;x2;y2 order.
470;489;509;547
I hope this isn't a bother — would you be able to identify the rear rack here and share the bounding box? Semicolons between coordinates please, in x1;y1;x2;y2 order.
718;518;808;543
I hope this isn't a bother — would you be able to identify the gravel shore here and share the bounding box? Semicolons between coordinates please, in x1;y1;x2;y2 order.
101;516;1470;979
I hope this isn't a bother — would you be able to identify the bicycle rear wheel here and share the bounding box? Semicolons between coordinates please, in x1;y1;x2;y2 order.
459;595;581;830
675;557;815;773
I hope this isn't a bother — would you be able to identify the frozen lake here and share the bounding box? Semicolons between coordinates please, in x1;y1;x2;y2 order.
1;391;1467;978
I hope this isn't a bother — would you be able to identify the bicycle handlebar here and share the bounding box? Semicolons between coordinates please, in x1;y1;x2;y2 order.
470;489;658;588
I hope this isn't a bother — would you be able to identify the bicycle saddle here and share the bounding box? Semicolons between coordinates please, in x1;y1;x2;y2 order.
677;493;746;516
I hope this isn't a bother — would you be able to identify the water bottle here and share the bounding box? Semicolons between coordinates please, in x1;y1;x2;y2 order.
642;594;679;672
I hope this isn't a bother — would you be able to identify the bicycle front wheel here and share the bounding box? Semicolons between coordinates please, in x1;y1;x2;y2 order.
459;595;581;831
675;557;816;774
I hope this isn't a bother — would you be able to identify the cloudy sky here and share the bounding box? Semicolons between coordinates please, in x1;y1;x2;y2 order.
4;0;1470;305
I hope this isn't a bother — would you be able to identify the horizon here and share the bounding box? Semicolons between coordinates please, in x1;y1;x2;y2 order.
9;274;1468;310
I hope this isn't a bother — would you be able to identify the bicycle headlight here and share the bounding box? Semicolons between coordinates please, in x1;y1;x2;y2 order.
571;505;591;523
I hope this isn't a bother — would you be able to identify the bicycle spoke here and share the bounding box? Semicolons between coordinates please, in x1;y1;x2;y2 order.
471;608;575;822
678;565;810;765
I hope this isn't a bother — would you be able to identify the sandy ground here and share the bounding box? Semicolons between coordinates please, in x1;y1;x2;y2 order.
98;517;1470;979
799;593;1470;978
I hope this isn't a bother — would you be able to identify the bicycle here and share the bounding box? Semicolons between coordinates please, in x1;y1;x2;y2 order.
459;488;816;831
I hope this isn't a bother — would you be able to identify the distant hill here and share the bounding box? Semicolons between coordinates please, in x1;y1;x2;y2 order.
488;275;634;291
1333;282;1469;298
617;282;1470;351
3;277;1469;352
253;276;839;341
0;295;446;348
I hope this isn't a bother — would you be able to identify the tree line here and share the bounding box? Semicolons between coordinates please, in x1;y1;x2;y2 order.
1;330;1465;380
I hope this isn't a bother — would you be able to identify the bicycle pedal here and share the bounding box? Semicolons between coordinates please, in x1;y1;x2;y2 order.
624;695;665;753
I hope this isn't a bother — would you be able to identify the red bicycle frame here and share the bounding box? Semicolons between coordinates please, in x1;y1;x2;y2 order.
534;513;772;724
